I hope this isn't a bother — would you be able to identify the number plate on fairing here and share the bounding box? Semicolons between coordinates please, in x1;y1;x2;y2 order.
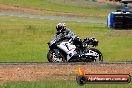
57;41;76;54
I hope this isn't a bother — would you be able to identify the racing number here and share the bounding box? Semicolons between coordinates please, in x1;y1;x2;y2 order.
64;43;69;50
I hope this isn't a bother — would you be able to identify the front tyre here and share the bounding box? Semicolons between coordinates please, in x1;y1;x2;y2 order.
47;50;66;62
89;48;103;62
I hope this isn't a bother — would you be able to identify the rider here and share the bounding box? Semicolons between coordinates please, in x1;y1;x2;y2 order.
50;23;80;45
49;23;82;62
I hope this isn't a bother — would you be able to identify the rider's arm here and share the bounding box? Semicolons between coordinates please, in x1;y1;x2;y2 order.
50;32;60;45
65;29;77;39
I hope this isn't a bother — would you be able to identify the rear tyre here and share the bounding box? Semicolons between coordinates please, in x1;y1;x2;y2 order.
47;50;66;62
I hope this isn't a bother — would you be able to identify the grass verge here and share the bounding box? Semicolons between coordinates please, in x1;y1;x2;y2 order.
0;81;132;88
0;16;132;62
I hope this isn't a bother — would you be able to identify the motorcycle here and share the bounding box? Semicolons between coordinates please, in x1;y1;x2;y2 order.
47;37;103;62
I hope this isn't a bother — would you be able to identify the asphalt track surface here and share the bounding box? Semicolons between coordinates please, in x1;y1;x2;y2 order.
0;12;106;24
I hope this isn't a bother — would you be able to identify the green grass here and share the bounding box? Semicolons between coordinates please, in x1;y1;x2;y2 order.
0;0;114;18
0;16;132;62
0;81;132;88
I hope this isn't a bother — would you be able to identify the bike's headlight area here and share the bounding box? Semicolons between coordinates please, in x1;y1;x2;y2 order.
93;40;98;47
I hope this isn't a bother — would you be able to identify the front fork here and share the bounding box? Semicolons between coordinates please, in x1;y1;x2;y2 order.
52;49;61;57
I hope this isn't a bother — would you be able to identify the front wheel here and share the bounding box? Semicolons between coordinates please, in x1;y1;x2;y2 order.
88;48;103;62
47;50;66;62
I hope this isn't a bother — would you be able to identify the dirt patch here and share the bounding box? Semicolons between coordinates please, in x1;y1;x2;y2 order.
0;4;95;18
0;64;132;83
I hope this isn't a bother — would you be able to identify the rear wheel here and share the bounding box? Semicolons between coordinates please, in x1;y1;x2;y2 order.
47;50;66;62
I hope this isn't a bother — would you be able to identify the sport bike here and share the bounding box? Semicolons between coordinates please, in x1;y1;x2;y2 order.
47;37;103;62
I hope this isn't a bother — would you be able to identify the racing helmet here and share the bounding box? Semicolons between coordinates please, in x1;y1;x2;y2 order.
56;23;66;32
